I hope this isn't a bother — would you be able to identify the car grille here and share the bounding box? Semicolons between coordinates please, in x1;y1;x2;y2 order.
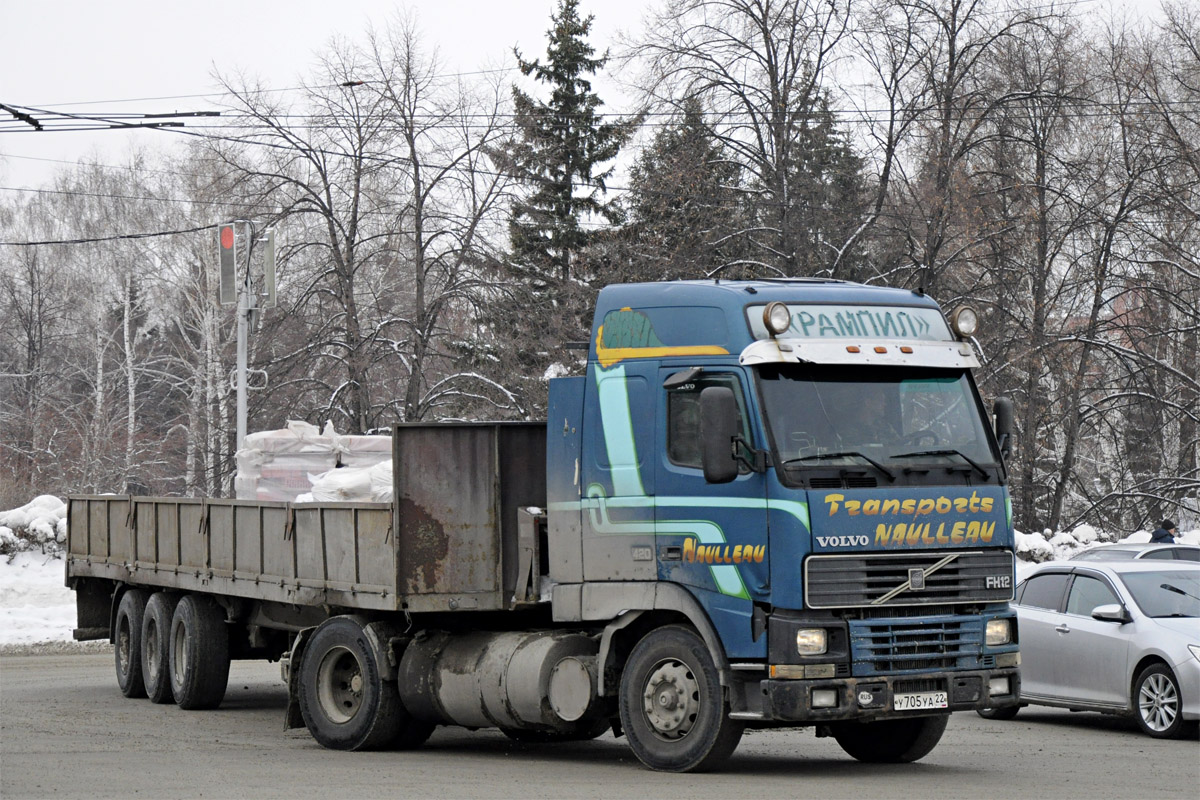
851;616;985;675
804;550;1014;609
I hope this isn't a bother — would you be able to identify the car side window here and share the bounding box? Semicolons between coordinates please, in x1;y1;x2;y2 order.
1140;549;1174;560
1065;575;1119;616
1019;573;1070;611
1177;549;1199;562
666;373;749;469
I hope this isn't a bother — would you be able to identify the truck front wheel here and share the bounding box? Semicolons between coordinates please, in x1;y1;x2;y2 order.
830;714;949;763
618;625;744;772
168;594;230;710
114;589;148;698
298;617;431;751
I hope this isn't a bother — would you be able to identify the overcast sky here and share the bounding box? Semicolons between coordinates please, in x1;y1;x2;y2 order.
0;0;1165;191
0;0;648;188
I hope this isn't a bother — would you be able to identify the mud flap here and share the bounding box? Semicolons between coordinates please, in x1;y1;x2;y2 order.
282;627;314;730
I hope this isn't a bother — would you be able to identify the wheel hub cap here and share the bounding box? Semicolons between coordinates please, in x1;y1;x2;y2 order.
642;659;700;740
1139;673;1178;732
317;646;365;725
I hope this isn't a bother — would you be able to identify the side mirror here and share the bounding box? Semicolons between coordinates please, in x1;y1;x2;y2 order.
700;386;738;484
993;396;1014;461
1091;604;1130;624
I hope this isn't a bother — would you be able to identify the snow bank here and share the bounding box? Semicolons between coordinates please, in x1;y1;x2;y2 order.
0;495;67;555
0;552;76;645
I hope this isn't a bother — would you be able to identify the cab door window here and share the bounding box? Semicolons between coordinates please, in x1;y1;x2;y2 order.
667;374;750;469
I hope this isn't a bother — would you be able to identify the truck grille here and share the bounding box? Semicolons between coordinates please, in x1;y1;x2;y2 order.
804;550;1014;609
851;616;984;675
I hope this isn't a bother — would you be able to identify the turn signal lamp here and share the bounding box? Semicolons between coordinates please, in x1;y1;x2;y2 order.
949;305;979;338
763;302;791;337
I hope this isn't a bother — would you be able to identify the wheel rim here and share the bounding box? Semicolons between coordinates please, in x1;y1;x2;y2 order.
171;620;188;684
641;657;700;741
1138;672;1179;732
117;616;132;676
316;646;365;725
145;620;160;683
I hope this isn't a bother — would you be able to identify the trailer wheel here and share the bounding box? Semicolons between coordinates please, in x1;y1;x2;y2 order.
141;592;180;704
114;589;148;698
618;625;744;772
830;714;949;763
168;594;230;710
298;617;426;751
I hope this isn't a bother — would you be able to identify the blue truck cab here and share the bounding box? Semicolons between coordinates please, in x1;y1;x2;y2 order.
546;279;1019;766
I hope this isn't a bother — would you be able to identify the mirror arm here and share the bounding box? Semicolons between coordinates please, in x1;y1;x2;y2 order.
732;435;769;473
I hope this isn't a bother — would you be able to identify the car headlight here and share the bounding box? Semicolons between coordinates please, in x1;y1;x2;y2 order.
986;618;1012;646
1189;644;1200;663
796;628;828;656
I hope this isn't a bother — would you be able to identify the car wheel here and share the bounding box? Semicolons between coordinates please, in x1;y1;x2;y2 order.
977;705;1020;721
1133;663;1193;739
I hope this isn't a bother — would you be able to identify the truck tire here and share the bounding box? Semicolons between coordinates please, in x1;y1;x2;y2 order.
830;714;949;763
298;616;426;751
168;594;230;710
114;589;149;699
618;625;744;772
141;592;180;704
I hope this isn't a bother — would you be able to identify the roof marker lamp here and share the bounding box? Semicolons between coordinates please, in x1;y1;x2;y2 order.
763;302;791;337
949;305;979;339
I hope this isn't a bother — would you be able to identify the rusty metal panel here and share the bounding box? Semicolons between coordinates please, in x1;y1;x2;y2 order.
393;422;545;609
395;424;498;601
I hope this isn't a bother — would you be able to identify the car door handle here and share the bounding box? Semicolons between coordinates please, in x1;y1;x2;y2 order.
1055;624;1070;634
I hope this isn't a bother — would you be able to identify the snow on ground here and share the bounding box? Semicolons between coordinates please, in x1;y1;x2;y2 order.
0;495;1195;645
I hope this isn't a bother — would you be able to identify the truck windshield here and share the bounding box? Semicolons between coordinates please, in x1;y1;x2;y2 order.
756;365;998;480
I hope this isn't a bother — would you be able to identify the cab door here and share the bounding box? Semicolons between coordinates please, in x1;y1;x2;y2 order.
655;367;769;657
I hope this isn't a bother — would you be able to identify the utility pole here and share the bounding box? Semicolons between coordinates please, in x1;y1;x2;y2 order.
218;221;275;451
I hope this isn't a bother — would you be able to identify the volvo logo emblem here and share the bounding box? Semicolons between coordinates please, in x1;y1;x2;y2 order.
909;568;926;590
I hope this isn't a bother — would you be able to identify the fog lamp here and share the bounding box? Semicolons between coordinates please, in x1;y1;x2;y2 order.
811;689;839;708
988;676;1011;697
763;302;791;337
796;628;828;656
986;618;1012;646
949;305;979;338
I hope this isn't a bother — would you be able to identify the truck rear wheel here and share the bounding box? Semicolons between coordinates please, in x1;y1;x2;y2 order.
168;594;230;710
618;625;744;772
114;589;148;698
298;616;430;751
830;714;949;763
141;592;180;704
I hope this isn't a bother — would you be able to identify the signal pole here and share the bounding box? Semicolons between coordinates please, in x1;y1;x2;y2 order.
218;221;275;452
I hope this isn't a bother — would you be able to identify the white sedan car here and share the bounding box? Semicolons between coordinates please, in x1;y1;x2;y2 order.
979;561;1199;738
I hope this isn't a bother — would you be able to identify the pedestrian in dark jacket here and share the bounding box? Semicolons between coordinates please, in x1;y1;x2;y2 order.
1150;519;1177;544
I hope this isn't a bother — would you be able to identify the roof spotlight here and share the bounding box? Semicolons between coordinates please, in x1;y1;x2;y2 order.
763;302;791;337
949;305;979;338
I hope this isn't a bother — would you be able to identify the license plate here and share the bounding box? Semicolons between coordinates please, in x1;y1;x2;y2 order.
893;691;948;710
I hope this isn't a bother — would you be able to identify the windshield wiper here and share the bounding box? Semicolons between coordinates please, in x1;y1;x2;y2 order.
889;449;990;480
784;451;895;482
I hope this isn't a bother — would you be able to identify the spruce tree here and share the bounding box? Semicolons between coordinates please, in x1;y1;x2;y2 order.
508;0;627;284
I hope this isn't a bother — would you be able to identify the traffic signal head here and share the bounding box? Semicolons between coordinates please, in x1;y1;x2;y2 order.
219;223;236;305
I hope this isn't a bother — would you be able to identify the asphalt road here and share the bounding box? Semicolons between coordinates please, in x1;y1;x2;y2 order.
2;653;1197;800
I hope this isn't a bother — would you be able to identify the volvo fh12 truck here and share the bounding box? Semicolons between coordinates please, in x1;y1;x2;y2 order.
67;278;1020;772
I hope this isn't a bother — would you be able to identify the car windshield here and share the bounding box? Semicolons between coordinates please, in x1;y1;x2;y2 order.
756;365;997;471
1120;571;1200;618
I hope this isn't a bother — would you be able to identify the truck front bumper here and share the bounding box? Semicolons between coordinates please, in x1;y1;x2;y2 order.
759;667;1021;723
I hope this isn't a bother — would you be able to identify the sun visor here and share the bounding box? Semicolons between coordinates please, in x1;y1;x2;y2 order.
739;338;981;369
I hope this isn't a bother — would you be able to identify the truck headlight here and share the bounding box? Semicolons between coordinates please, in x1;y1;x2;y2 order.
796;628;828;655
986;618;1012;646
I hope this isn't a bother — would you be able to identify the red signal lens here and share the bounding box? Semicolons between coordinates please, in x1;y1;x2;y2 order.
220;226;234;249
